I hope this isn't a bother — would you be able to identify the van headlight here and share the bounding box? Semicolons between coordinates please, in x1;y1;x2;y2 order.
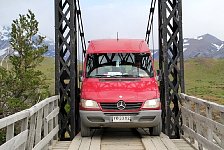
81;99;100;109
142;98;160;108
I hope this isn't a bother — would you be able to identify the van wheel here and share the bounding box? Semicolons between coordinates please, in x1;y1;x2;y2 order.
149;122;162;136
81;121;91;137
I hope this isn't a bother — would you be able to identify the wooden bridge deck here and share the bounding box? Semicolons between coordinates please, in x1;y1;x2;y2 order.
52;128;195;150
1;94;223;150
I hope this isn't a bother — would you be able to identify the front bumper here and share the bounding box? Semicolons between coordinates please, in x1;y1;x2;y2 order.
80;110;161;128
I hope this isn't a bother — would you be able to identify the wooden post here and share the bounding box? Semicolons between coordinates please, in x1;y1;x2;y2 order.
27;113;37;149
0;96;59;150
35;108;44;145
18;117;28;150
186;98;194;144
6;124;14;141
195;103;203;150
43;104;49;150
221;112;224;148
54;99;59;140
206;105;213;142
49;102;54;145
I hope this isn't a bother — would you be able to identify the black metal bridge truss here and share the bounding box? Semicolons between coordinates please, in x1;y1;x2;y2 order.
55;0;184;140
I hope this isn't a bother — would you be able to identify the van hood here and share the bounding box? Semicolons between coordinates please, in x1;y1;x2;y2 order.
81;78;159;103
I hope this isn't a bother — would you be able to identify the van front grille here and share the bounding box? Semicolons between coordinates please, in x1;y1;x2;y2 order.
100;102;142;110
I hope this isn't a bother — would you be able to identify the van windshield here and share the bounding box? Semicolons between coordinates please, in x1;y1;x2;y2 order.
86;53;154;78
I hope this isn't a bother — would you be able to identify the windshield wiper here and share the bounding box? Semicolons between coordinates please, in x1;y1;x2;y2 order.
110;74;138;78
89;74;109;78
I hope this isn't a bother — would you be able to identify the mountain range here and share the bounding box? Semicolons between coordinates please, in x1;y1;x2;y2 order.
152;34;224;59
1;25;224;59
0;26;55;58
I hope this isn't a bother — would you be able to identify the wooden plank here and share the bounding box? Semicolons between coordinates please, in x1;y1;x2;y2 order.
195;103;203;150
0;95;59;150
101;128;144;150
182;107;224;134
52;141;71;149
48;101;54;145
43;104;49;150
6;123;14;141
206;105;213;142
182;125;222;150
54;100;59;140
101;145;143;150
137;129;157;150
45;107;59;122
172;139;196;150
35;108;44;145
49;140;57;150
0;130;28;150
29;96;59;116
180;93;224;112
33;125;59;150
182;105;224;149
20;117;29;150
0;110;29;129
150;136;168;150
213;133;221;147
55;141;71;146
90;130;101;150
27;113;37;149
102;140;141;145
221;112;224;149
68;133;82;150
141;136;157;150
160;133;179;150
79;137;91;150
186;99;195;144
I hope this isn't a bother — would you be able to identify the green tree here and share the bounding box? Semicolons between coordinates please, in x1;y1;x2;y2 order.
0;10;49;116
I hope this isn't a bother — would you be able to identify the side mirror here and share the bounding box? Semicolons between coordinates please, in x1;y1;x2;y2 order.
156;70;162;81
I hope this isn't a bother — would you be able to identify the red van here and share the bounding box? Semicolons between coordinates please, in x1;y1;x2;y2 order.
79;39;161;137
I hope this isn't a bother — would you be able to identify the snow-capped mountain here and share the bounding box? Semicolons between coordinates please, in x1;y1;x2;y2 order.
183;34;224;58
0;26;11;50
0;25;55;58
1;25;224;59
151;34;224;59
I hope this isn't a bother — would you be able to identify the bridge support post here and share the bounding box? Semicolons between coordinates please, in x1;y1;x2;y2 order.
158;0;185;138
55;0;79;140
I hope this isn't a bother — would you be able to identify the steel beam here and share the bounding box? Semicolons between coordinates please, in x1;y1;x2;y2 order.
55;0;79;140
158;0;185;138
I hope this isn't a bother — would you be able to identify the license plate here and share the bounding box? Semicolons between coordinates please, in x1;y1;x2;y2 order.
112;116;131;122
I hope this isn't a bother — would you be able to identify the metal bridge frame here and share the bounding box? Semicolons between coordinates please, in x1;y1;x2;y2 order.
158;0;185;138
55;0;79;140
55;0;184;139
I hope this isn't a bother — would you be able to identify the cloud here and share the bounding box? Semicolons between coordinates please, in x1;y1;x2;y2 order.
1;0;224;45
182;0;224;40
81;0;150;41
0;0;54;39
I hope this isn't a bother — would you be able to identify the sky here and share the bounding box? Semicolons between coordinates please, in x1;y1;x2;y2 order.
0;0;224;48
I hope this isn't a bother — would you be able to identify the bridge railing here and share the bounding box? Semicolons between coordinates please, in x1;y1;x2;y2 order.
180;93;224;150
0;95;59;150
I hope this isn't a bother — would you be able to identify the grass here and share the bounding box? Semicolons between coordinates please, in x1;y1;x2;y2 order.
37;57;83;95
154;58;224;105
3;57;223;105
184;58;224;105
36;57;55;95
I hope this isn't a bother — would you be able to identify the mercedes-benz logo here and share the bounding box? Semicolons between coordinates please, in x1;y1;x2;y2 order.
117;100;126;110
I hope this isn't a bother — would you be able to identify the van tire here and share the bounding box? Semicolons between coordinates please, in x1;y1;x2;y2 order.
149;122;162;136
81;121;91;137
